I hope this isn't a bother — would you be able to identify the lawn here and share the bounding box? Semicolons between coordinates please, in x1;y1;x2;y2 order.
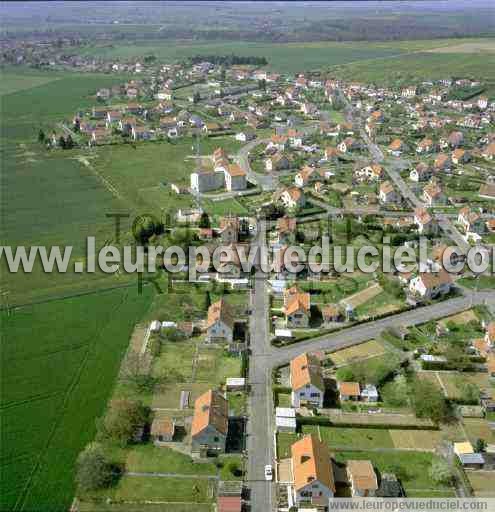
81;475;214;504
333;451;455;496
78;502;213;512
125;444;216;476
1;286;154;512
277;433;299;459
195;347;242;385
301;425;395;450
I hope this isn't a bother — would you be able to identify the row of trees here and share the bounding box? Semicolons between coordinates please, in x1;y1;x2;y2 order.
189;54;268;66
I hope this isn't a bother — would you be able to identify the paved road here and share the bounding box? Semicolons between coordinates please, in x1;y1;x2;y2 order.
338;88;471;255
235;138;277;191
245;223;495;510
246;220;275;511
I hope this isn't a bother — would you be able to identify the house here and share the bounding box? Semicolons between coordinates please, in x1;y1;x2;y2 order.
265;153;290;172
379;181;399;204
150;418;175;444
388;139;405;156
423;181;445;206
276;186;306;210
290;352;325;408
452;148;470;165
410;162;433;182
414;207;437;234
131;125;151;141
434;153;452;171
284;290;310;327
347;460;379;497
268;134;289;151
481;142;495;161
416;138;435;154
217;496;241;512
401;86;417;98
203;122;223;134
322;304;342;325
219;216;239;243
324;146;340;161
356;164;383;182
276;216;297;244
235;130;255;142
338;137;359;153
190;168;224;193
294;166;320;188
360;384;379;402
479;182;495;201
338;382;360;401
458;207;484;234
206;299;234;343
448;131;464;148
224;164;247;191
478;96;489;110
453;442;485;469
409;270;453;300
290;435;335;507
191;390;228;454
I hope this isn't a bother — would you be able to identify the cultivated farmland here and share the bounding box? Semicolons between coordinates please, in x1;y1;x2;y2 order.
1;286;154;512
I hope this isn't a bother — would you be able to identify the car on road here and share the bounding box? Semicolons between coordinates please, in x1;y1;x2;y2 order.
264;464;273;481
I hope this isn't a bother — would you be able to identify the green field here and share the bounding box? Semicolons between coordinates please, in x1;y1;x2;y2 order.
72;40;412;73
1;286;154;512
331;50;495;97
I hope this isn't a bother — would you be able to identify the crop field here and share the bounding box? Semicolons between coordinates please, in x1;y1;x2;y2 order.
331;50;495;97
0;68;64;96
1;286;154;512
73;40;412;73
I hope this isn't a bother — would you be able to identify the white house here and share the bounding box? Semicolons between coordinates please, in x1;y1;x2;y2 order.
409;270;453;299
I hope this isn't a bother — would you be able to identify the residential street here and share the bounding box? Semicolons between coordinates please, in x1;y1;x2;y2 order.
245;254;495;509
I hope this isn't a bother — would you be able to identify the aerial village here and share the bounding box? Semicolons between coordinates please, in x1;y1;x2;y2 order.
62;57;495;511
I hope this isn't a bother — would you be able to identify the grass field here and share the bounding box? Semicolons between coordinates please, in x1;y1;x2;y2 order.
1;286;154;512
0;69;64;96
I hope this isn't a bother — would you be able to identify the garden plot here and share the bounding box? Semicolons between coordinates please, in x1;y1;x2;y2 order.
329;339;386;366
438;309;478;328
389;429;442;451
341;283;383;309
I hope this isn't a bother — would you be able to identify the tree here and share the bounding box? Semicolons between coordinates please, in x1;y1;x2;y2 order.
258;79;266;91
335;367;355;382
410;379;448;424
474;438;487;453
102;400;149;446
38;129;45;144
193;91;201;104
199;212;211;229
76;443;113;491
73;118;81;133
58;135;66;149
429;459;454;486
65;134;74;149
